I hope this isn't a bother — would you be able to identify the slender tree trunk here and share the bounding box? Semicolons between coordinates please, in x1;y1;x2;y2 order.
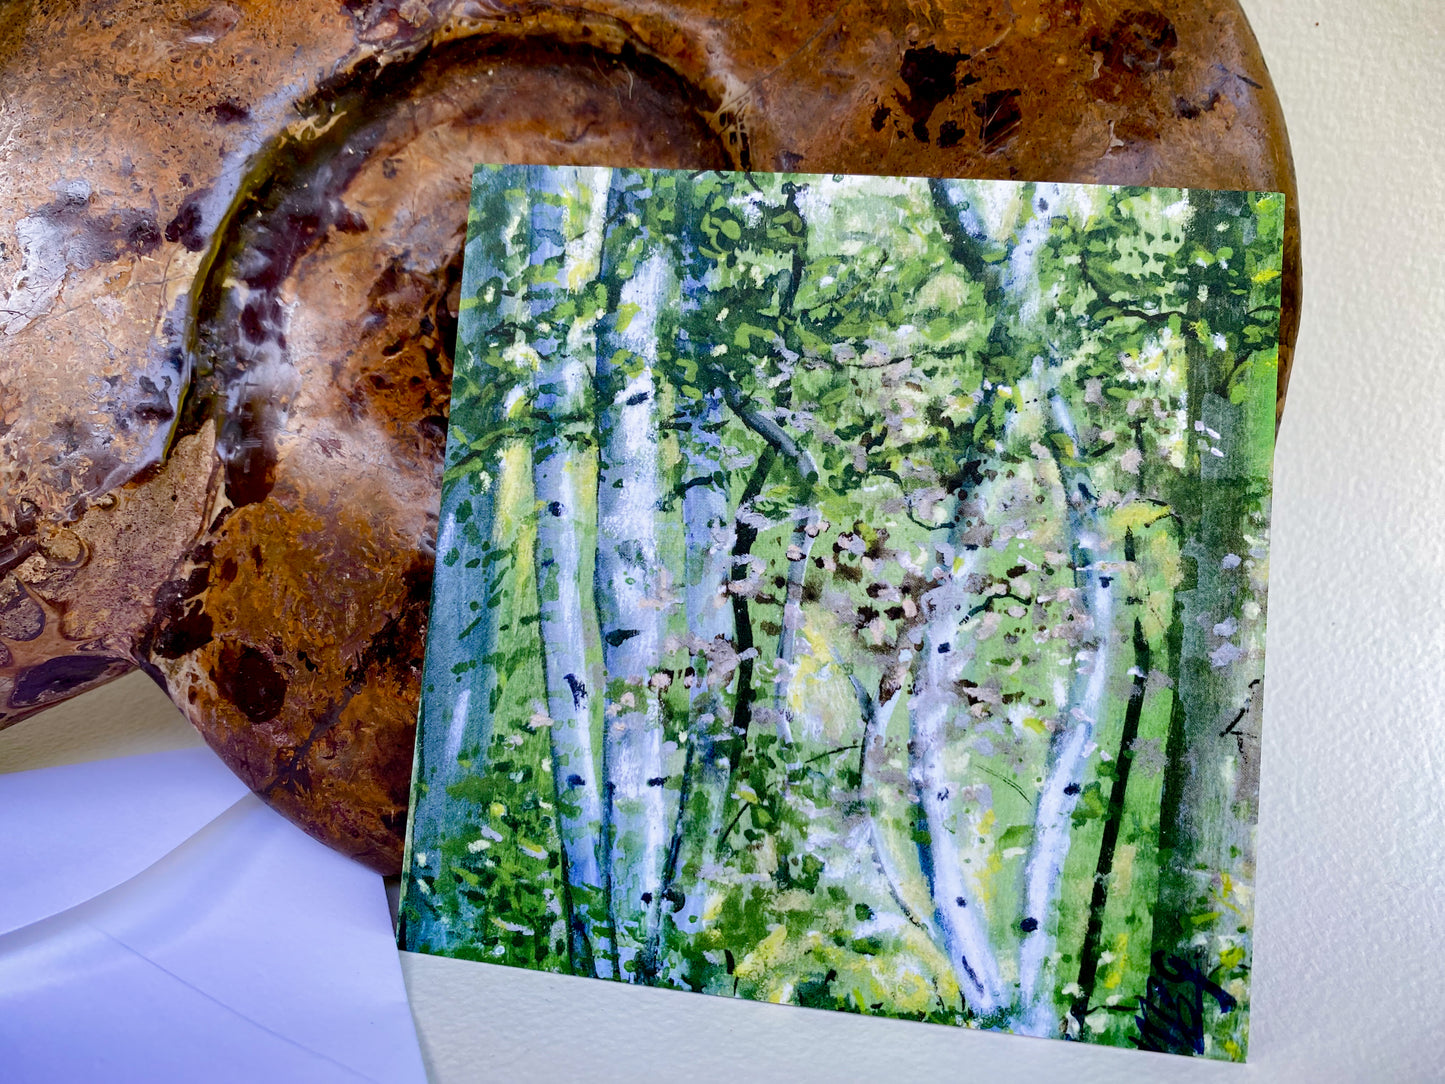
849;675;937;938
908;526;1006;1016
720;387;819;745
1014;386;1119;1036
594;178;676;978
647;387;736;977
681;391;734;651
768;229;814;750
774;508;820;746
1073;613;1150;1030
647;179;749;951
528;164;610;977
1070;419;1167;1033
713;450;774;853
713;188;813;748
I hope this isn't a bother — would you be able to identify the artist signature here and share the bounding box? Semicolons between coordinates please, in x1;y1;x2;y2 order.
1133;951;1239;1055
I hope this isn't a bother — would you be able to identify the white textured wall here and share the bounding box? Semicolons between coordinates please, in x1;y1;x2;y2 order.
6;1;1441;1079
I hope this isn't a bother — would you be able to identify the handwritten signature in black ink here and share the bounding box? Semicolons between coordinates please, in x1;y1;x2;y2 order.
1133;951;1239;1056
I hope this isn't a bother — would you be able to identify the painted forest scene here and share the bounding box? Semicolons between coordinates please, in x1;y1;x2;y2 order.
399;165;1283;1060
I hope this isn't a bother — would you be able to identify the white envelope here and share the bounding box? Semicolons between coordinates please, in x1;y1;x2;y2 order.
0;748;427;1083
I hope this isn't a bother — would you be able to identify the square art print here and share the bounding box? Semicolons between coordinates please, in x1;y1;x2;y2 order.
400;165;1283;1060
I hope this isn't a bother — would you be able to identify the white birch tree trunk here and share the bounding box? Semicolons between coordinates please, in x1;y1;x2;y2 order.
774;507;820;747
594;223;675;979
528;164;610;976
682;390;736;654
1004;182;1120;1034
645;187;744;972
653;387;736;966
1013;384;1119;1035
907;533;1007;1016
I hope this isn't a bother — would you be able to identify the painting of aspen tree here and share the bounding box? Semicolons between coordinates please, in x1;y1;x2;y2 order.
399;165;1284;1060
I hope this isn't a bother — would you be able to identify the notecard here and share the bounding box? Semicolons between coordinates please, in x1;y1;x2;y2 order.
400;165;1283;1060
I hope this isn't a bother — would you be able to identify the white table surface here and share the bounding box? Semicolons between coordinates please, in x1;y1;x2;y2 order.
4;0;1442;1079
0;743;428;1083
